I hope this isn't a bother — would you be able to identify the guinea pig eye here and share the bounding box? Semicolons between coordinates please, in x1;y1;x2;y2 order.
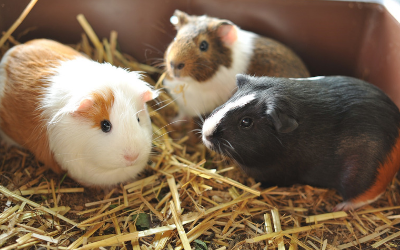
137;116;140;123
100;120;112;133
239;117;253;129
199;40;209;51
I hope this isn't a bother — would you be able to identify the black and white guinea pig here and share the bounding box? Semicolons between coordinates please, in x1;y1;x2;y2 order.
0;39;159;187
202;74;400;211
163;10;310;119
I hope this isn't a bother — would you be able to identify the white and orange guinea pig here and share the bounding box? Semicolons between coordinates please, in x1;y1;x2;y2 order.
0;39;159;187
163;10;310;120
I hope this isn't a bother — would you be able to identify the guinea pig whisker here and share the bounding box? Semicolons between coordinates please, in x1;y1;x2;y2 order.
147;57;165;64
152;121;181;135
189;128;202;135
228;139;265;156
194;120;204;128
134;108;147;117
221;138;235;151
149;99;170;108
153;137;181;142
151;100;176;113
149;23;175;38
223;150;236;163
152;138;178;144
231;85;239;95
269;132;284;147
148;57;165;63
150;61;166;69
192;108;205;125
217;142;224;155
227;148;246;165
143;41;167;55
152;131;174;141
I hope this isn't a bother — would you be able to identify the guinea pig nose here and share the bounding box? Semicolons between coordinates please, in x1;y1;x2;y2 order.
213;129;223;138
124;153;139;163
206;129;223;141
205;135;213;141
170;61;185;70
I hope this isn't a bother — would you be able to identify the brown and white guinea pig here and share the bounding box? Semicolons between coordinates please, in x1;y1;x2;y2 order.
202;74;400;211
163;10;310;120
0;39;159;187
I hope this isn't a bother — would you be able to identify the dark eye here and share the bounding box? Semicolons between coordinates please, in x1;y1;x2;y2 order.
137;116;140;123
199;40;208;51
100;120;112;133
240;117;253;129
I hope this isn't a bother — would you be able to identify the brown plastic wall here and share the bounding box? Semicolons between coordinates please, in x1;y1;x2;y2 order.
1;0;400;106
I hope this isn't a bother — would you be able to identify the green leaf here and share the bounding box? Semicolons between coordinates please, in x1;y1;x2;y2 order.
203;161;213;169
132;213;150;231
59;173;68;187
194;239;208;250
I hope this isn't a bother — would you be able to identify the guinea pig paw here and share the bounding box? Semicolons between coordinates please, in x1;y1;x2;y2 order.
332;201;354;212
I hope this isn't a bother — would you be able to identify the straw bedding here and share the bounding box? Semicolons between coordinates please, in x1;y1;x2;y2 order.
0;2;400;250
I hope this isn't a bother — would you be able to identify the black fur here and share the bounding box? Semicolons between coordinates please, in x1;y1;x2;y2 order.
205;75;400;201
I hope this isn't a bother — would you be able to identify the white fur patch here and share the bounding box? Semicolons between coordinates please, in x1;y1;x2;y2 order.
164;28;256;117
0;46;20;146
202;94;255;147
42;57;156;186
289;76;325;81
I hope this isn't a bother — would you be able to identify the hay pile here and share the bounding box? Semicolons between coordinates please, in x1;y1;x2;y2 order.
1;2;400;250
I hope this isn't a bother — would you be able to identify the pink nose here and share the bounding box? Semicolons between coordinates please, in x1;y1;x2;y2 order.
124;153;139;163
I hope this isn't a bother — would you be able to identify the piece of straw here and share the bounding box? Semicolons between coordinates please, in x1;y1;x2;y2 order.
169;201;191;250
271;208;285;250
306;211;347;224
17;188;84;196
167;176;181;214
246;224;324;243
0;185;79;228
76;14;104;62
337;228;390;249
0;0;38;47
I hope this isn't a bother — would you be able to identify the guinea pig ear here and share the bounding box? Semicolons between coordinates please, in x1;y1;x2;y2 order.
216;21;237;46
266;108;298;133
71;97;95;117
141;88;159;103
171;10;189;29
236;74;249;89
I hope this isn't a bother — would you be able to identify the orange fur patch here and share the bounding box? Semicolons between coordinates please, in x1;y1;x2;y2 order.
351;129;400;204
0;39;84;174
74;88;115;129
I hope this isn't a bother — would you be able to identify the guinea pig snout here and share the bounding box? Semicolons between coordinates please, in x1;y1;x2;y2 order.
169;61;185;78
202;129;223;150
123;152;139;165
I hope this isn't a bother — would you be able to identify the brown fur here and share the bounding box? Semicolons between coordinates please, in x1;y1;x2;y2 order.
75;88;115;129
247;36;310;78
0;39;83;173
351;129;400;204
166;11;310;83
165;15;232;82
